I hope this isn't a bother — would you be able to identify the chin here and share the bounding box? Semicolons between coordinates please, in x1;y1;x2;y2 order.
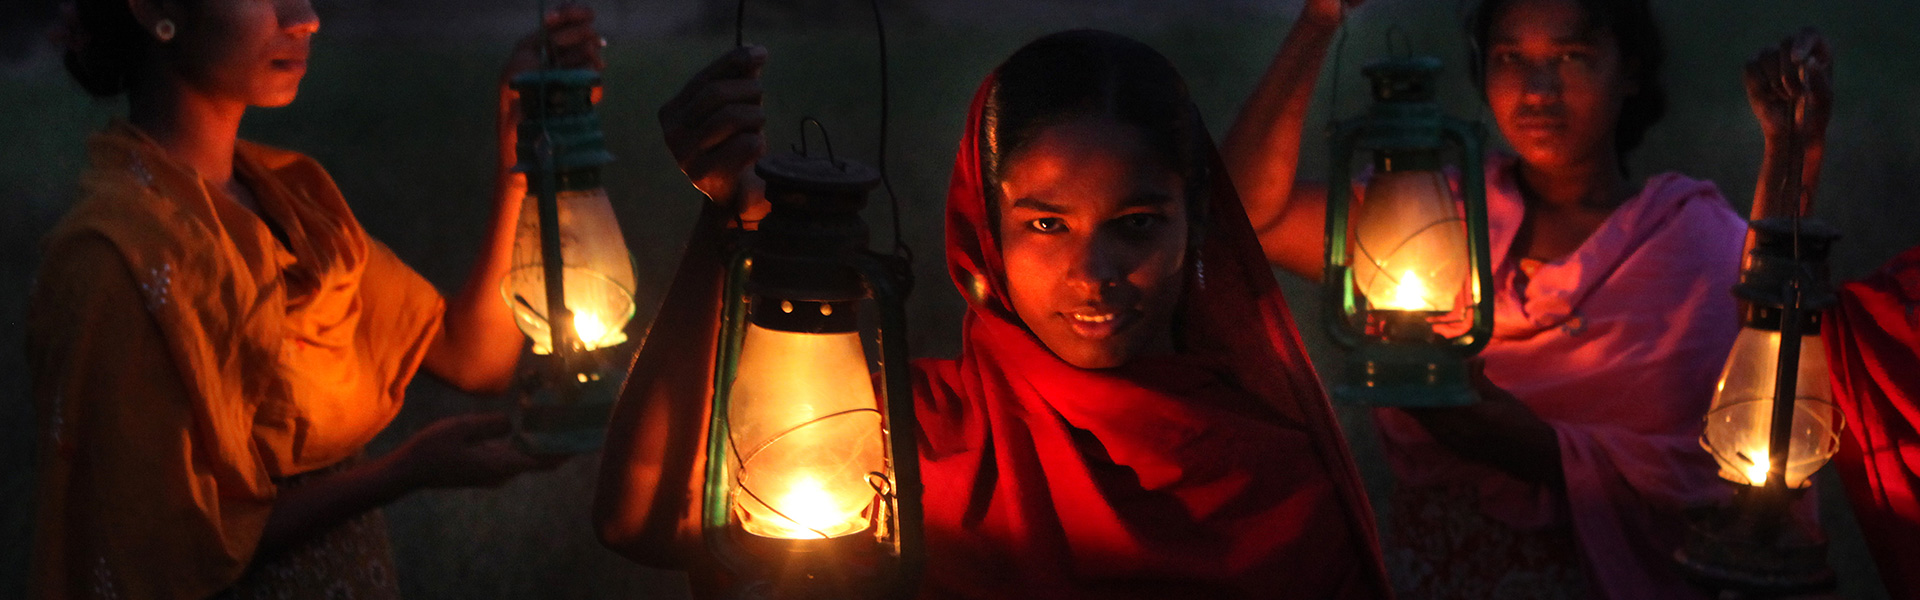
251;80;304;108
256;92;300;108
1047;337;1139;370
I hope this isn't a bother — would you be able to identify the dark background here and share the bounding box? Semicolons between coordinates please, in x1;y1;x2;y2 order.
3;0;1915;597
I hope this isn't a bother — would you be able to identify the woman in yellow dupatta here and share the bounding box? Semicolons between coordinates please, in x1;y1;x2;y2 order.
29;0;607;598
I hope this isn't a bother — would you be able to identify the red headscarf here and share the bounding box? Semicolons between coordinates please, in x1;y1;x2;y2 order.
907;69;1390;599
1825;244;1920;599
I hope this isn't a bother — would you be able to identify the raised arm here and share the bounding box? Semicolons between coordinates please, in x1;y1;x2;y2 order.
423;5;606;395
595;46;767;568
1221;0;1359;281
1744;29;1831;225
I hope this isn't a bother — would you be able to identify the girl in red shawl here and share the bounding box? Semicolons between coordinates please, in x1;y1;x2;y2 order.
596;30;1391;599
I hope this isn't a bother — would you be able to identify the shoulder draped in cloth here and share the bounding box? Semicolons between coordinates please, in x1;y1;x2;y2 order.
28;121;443;599
1376;154;1747;599
1824;244;1920;599
906;75;1391;600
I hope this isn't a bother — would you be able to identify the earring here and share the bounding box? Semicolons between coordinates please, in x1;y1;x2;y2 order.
154;19;176;42
1195;257;1206;291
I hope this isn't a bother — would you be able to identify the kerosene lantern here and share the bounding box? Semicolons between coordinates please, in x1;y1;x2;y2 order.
1323;56;1494;406
699;129;921;599
500;66;636;455
1675;52;1842;592
1676;221;1842;597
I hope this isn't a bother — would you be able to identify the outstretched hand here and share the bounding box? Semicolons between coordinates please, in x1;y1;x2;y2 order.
660;46;770;220
392;413;561;490
1745;28;1832;145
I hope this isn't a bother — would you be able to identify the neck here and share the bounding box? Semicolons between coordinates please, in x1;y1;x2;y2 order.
128;71;247;189
1514;150;1630;212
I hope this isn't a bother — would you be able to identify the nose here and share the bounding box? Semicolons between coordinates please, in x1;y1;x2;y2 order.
1522;61;1561;101
281;0;320;36
1064;232;1125;297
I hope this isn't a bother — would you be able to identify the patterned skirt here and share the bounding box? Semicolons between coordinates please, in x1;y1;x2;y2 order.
1384;483;1591;600
215;457;403;600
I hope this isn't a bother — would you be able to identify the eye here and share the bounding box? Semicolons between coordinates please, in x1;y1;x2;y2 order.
1557;51;1593;65
1117;213;1166;231
1492;51;1522;65
1028;217;1066;233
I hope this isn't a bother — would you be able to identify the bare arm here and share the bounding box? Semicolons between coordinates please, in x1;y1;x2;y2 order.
424;5;606;394
1221;0;1356;281
255;414;547;559
594;47;768;567
1745;29;1831;226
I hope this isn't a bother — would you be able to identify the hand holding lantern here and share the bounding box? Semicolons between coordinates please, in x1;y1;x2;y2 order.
1676;34;1841;595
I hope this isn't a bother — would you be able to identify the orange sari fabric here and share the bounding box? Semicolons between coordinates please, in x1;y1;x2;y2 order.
28;122;443;599
908;76;1390;599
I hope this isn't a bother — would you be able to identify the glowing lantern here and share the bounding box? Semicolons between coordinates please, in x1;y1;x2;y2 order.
1324;57;1494;407
1677;218;1842;594
500;68;634;454
701;142;922;598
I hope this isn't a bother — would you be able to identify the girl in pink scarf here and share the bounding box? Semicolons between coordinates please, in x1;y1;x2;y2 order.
1222;0;1800;597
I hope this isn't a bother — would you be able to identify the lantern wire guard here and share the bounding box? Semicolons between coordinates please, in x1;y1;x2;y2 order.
700;2;922;598
1674;58;1840;596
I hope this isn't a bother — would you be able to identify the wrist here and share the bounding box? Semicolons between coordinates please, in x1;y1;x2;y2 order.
373;445;424;493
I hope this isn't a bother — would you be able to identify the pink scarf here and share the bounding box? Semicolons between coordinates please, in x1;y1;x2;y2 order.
1376;155;1747;598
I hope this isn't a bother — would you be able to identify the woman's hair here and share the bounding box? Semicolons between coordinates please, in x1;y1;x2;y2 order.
1468;0;1668;160
982;29;1212;240
62;0;170;97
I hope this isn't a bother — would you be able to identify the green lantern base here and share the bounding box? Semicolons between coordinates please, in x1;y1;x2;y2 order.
512;354;624;457
1332;344;1477;407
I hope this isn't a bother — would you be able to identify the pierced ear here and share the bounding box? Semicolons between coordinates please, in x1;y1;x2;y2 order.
126;0;173;38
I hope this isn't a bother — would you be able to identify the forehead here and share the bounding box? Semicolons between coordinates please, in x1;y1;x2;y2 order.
995;116;1181;211
1489;0;1607;45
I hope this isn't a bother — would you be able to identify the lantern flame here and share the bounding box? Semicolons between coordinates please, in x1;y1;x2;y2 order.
1378;270;1430;311
771;477;861;536
1742;450;1770;486
572;311;615;350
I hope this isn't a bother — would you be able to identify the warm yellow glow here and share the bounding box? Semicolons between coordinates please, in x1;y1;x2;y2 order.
1378;270;1429;311
728;324;885;539
570;311;614;350
1742;450;1771;486
502;188;637;355
1702;327;1843;488
1353;169;1468;313
761;477;863;538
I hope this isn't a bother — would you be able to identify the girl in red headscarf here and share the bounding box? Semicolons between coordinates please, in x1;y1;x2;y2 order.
596;30;1390;599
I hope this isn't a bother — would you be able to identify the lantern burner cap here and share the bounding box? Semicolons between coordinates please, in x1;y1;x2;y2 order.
757;152;883;196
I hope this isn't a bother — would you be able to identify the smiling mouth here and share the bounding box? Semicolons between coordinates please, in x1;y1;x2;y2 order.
1062;309;1136;340
271;59;307;71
